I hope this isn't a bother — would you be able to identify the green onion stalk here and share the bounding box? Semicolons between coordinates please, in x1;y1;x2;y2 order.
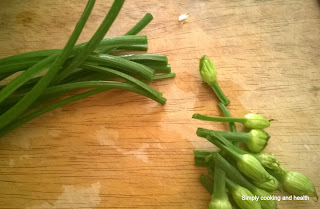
208;164;233;209
193;113;270;129
197;128;270;153
196;129;273;183
199;55;230;106
0;0;176;138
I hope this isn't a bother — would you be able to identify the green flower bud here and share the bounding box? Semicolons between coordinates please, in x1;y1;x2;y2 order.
281;171;318;197
247;129;270;153
252;189;277;209
200;55;217;85
231;185;262;209
243;113;270;129
198;56;230;105
236;154;272;182
209;199;233;209
253;153;281;171
252;176;279;192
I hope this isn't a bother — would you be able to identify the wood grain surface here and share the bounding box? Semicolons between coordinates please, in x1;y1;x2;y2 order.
0;0;319;208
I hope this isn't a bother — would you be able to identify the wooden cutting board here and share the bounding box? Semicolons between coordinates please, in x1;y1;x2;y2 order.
0;0;319;208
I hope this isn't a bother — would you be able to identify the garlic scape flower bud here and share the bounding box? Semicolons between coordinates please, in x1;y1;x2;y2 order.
225;178;262;209
252;175;279;192
193;113;270;129
200;55;230;106
214;129;270;153
198;129;273;183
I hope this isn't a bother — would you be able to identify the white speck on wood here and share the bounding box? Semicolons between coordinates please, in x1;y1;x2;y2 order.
179;14;189;21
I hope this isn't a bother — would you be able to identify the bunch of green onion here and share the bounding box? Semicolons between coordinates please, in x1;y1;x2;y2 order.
0;0;175;138
193;56;318;209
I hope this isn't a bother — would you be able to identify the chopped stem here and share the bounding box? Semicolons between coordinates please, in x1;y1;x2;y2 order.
125;13;153;35
213;165;228;200
147;65;171;73
200;174;214;195
210;81;230;106
205;134;242;161
119;54;168;66
193;113;245;123
212;152;258;192
215;131;250;143
153;73;176;80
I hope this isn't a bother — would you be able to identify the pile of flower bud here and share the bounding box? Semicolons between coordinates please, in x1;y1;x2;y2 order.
193;56;318;209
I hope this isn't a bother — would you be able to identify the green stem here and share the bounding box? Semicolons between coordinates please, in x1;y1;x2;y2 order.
0;35;148;76
193;113;245;123
100;12;152;54
210;81;230;106
204;133;242;161
86;54;155;81
125;13;153;35
153;73;176;80
0;54;58;104
81;64;159;94
212;152;258;192
0;49;60;67
197;128;248;156
0;59;45;74
213;165;228;200
148;65;171;73
225;177;238;190
0;80;165;138
200;174;214;195
0;0;95;130
218;102;237;133
119;54;168;67
57;0;125;81
215;131;250;143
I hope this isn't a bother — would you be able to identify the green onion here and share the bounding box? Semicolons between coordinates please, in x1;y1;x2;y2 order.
125;13;153;35
0;0;96;130
193;113;270;129
86;54;155;81
80;64;164;101
119;54;168;66
0;54;58;104
0;80;164;138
